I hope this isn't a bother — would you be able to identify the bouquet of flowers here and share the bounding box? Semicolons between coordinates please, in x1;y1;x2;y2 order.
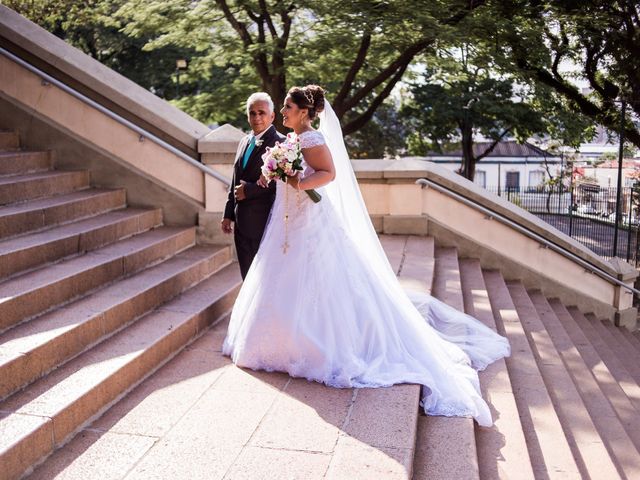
261;133;322;203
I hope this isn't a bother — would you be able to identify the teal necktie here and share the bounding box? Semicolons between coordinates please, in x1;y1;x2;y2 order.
242;136;256;169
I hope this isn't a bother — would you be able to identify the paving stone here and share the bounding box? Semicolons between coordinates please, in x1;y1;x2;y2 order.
28;430;156;480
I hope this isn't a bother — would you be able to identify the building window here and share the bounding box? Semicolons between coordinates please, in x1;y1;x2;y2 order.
474;171;486;188
506;171;520;192
528;170;545;190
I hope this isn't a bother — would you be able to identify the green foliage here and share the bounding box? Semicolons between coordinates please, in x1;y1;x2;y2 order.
344;102;406;158
5;0;196;101
7;0;487;139
8;0;635;162
490;0;640;149
401;41;594;179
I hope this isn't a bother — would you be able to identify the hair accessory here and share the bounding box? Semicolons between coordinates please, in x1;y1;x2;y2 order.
303;89;314;107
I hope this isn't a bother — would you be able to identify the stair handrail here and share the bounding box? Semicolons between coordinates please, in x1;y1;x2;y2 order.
0;46;231;186
416;177;640;297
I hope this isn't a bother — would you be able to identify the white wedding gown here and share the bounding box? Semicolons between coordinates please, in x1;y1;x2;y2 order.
223;128;510;427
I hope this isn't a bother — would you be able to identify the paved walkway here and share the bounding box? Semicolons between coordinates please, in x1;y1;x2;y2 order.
28;237;422;480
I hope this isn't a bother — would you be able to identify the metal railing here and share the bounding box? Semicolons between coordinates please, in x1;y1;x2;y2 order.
485;185;640;266
417;178;640;297
0;46;231;186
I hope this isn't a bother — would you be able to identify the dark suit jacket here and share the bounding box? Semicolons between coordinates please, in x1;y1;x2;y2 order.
223;125;285;240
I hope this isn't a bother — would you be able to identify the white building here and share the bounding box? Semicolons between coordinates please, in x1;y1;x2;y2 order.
423;140;562;191
581;159;640;188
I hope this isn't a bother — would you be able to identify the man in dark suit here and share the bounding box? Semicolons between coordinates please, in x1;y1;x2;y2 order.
221;93;285;279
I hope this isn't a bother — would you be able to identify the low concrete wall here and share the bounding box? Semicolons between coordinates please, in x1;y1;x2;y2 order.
355;159;637;325
0;97;199;226
0;6;234;235
0;5;207;155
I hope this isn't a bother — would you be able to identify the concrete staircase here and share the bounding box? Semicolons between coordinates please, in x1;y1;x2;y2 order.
0;130;241;479
2;128;640;479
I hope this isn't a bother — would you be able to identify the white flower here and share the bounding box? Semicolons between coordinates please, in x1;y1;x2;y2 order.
255;139;264;147
285;149;297;162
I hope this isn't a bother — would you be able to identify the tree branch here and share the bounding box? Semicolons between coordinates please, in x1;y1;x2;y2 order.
515;55;640;147
215;0;253;47
258;0;278;39
336;0;486;122
278;4;293;48
442;0;487;25
243;5;260;23
584;45;606;98
476;128;511;162
339;40;429;115
342;62;408;135
334;33;371;108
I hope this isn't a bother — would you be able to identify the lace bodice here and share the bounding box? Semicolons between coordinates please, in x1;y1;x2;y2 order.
298;130;325;149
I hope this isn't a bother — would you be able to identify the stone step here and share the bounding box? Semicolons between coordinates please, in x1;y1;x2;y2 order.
483;271;580;479
379;234;407;274
0;151;51;176
26;237;426;480
508;284;619;479
600;320;640;383
549;300;640;447
398;236;434;294
382;234;435;293
0;188;126;240
0;131;20;149
604;320;640;360
586;314;640;386
459;260;533;480
0;263;242;480
387;235;434;480
624;327;640;351
413;247;478;480
0;227;195;333
567;308;640;417
27;313;419;480
530;292;640;478
0;208;162;280
0;170;90;205
0;245;232;401
432;246;464;311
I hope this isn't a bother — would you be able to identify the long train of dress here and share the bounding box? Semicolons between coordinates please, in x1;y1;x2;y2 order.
223;130;510;427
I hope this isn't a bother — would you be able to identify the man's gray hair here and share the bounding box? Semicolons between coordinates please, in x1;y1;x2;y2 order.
246;92;274;114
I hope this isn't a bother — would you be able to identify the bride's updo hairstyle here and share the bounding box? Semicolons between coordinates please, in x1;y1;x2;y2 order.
288;85;325;120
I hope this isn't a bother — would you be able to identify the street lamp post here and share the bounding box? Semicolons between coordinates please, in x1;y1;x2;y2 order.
461;98;477;180
175;58;188;98
613;100;626;258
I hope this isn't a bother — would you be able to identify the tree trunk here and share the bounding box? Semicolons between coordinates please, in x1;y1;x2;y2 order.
261;74;287;132
460;124;476;181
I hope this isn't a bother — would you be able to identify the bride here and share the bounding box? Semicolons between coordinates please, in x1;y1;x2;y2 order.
222;85;510;427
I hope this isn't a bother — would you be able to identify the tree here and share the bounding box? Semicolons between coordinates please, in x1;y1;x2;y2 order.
401;43;593;180
492;0;640;149
113;0;488;133
538;142;578;213
344;102;406;158
5;0;197;101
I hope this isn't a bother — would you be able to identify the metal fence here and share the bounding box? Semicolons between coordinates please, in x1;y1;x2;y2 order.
484;185;640;265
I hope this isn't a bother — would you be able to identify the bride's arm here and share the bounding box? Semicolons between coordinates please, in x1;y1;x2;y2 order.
288;144;335;190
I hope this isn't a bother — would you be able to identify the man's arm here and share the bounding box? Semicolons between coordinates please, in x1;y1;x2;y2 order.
223;167;237;220
242;178;276;199
222;138;247;233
